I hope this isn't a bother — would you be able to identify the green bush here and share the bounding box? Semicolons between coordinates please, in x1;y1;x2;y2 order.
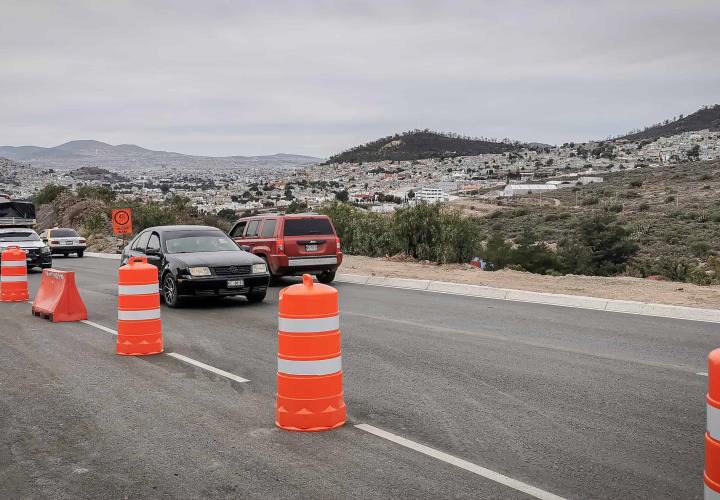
76;185;116;203
33;184;67;205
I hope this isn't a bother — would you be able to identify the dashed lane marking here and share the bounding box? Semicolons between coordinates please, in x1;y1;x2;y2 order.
81;319;118;335
698;372;709;377
166;352;250;383
354;424;567;500
79;320;250;383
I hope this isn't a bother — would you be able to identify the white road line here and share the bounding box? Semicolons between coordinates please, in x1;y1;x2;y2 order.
81;320;117;335
79;320;249;384
166;352;250;384
355;424;566;500
698;372;709;377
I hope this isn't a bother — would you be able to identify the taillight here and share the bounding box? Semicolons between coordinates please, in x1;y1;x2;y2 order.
277;240;284;253
79;239;86;244
50;240;59;244
336;237;341;251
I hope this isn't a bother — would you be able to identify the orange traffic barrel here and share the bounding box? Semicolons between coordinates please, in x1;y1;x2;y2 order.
117;256;162;355
706;349;720;499
276;274;346;431
1;246;29;302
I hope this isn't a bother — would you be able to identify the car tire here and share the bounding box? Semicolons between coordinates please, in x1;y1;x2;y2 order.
77;250;84;258
246;290;267;303
162;273;182;308
63;253;69;257
260;255;280;284
317;271;336;284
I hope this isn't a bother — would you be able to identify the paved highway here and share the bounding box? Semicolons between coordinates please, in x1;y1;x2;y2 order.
0;256;714;499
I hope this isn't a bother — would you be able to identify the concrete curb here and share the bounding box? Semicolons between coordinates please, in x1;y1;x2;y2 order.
85;252;121;260
82;253;720;323
335;273;720;324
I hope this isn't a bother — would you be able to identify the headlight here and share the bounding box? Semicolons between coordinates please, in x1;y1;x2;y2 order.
188;266;211;277
41;246;51;254
252;263;267;274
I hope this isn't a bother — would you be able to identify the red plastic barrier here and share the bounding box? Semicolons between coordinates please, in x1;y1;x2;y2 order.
31;269;87;322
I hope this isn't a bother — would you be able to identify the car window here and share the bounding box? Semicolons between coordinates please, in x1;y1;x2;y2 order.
133;231;151;250
52;228;79;237
230;221;247;238
245;220;260;238
283;218;334;236
164;231;240;254
260;219;277;238
0;231;40;242
147;233;161;251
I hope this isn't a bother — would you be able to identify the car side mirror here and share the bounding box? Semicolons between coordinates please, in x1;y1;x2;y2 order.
146;248;161;256
239;245;251;252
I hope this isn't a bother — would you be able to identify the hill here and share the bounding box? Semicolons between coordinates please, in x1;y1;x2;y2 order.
0;140;323;171
617;104;720;141
326;130;521;163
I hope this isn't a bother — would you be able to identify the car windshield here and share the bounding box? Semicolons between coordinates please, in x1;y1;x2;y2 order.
52;229;78;237
283;218;334;236
164;231;239;254
0;231;40;242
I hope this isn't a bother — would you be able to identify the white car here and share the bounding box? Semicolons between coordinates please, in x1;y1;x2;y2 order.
0;228;52;269
39;228;86;257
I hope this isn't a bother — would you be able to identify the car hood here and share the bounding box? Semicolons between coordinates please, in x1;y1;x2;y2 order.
168;250;264;268
0;240;45;251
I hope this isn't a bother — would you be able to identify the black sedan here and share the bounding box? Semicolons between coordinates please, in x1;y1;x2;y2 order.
121;225;271;307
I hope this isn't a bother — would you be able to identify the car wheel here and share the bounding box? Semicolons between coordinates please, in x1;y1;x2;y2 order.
317;271;336;284
246;290;267;303
77;250;84;258
63;253;69;257
162;273;182;308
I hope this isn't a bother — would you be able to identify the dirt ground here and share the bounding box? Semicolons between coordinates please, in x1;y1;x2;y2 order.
341;255;720;310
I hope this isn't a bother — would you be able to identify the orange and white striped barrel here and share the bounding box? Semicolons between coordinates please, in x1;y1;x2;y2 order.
707;349;720;499
0;246;29;302
117;256;162;356
276;274;345;431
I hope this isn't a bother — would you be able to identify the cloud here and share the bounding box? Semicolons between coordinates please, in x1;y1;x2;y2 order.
1;0;719;156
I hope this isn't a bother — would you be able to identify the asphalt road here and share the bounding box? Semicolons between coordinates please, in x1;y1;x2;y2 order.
0;256;715;499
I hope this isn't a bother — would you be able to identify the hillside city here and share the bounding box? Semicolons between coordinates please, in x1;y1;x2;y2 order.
2;127;719;216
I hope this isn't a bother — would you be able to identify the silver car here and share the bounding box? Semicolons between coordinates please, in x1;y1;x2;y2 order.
39;227;86;257
0;228;52;269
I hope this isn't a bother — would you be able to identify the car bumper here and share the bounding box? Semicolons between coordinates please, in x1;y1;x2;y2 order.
269;253;343;275
24;252;52;268
176;274;271;297
50;245;86;253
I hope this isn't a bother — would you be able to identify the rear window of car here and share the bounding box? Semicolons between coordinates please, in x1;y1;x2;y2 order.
51;229;78;237
283;218;334;236
0;231;40;242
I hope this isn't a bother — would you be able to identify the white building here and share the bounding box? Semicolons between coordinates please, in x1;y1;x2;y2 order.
415;187;449;203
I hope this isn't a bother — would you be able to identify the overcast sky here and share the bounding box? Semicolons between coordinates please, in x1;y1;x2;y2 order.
2;1;719;158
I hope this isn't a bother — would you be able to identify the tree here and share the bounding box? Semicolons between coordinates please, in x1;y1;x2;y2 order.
569;214;638;275
33;184;67;205
482;233;513;270
687;144;700;160
217;208;237;221
407;189;415;199
335;190;349;203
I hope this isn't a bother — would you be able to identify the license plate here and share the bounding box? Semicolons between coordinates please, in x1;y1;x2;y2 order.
305;244;318;252
227;279;244;288
63;241;72;245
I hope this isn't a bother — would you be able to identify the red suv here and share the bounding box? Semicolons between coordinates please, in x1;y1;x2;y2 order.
229;214;342;283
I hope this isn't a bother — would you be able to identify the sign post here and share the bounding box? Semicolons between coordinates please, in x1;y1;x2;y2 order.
112;208;133;252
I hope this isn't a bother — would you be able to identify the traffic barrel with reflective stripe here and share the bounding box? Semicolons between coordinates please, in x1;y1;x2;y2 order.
706;349;720;499
117;256;162;355
1;246;29;302
276;273;345;431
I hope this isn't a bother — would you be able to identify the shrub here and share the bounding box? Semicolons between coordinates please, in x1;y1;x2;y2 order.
33;184;67;205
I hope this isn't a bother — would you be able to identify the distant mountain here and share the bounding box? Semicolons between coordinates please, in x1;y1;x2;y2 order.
617;104;720;141
0;140;323;170
326;130;522;164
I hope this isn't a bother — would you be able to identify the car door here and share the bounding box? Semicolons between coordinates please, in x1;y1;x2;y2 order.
229;220;248;247
253;218;277;257
145;231;163;273
243;219;261;251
